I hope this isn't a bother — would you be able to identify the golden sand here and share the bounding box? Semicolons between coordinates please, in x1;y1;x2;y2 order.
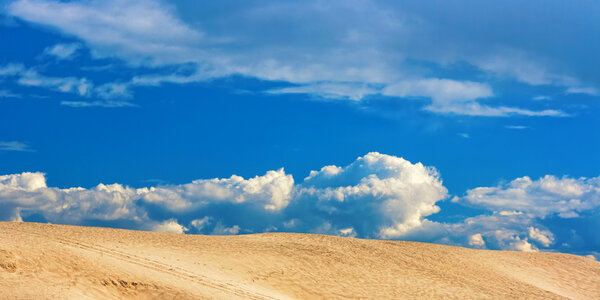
1;222;598;299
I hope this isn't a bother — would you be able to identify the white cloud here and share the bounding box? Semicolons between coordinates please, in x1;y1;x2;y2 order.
0;172;47;190
0;141;33;152
473;51;578;87
468;233;485;247
17;69;92;96
533;96;551;101
0;172;147;224
0;64;94;97
8;0;203;66
380;79;561;117
212;223;241;235
0;63;132;101
528;227;554;247
425;102;566;117
268;82;379;101
7;0;586;116
505;125;529;130
0;153;445;239
299;152;447;238
0;154;597;256
60;100;136;108
338;227;357;238
0;63;24;76
442;212;549;252
0;90;21;98
458;175;600;218
189;217;211;232
43;43;82;60
266;79;554;118
512;237;537;252
95;83;131;99
153;219;187;234
566;87;599;96
143;168;294;212
382;79;493;102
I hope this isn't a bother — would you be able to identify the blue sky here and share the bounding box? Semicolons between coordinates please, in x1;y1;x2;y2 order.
0;0;599;258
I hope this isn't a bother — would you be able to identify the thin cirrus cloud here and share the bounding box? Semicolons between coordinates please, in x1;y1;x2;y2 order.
0;63;131;102
43;43;83;60
5;0;596;116
0;152;598;258
0;89;21;98
0;141;33;152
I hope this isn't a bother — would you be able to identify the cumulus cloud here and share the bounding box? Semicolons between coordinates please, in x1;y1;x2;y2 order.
0;153;445;239
468;233;485;247
0;154;597;257
7;0;589;116
528;227;554;247
143;168;294;212
189;217;211;231
436;175;600;254
153;219;188;234
0;172;147;225
212;223;241;235
297;152;447;238
441;212;548;251
457;175;600;218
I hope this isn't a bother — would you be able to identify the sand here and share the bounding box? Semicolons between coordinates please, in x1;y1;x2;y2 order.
0;222;598;299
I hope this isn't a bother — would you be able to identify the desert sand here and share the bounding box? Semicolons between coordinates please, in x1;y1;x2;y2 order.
0;222;598;299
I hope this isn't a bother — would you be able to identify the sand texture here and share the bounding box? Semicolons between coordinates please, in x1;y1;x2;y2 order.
0;222;598;299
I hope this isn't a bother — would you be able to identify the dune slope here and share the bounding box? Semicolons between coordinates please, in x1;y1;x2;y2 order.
0;222;598;299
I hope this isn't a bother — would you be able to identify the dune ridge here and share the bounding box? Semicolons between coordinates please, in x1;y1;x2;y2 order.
0;222;598;299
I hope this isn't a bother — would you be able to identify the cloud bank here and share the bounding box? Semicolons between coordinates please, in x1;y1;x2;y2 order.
5;0;593;116
1;153;598;258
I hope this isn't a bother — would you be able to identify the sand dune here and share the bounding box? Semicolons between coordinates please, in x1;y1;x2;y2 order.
0;222;598;299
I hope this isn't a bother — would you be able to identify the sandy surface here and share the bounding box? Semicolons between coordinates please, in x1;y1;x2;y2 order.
0;222;598;299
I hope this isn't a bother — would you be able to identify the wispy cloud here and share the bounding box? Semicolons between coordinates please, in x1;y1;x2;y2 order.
0;141;33;152
566;87;599;96
18;69;93;96
505;125;529;130
43;43;83;60
0;90;21;98
0;63;24;76
0;63;131;102
425;103;567;117
60;100;136;108
7;0;595;116
533;95;551;101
